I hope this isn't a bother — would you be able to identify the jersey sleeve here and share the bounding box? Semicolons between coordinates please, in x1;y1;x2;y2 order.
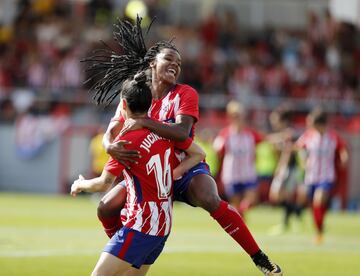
334;131;346;152
104;132;134;175
250;129;264;144
296;131;309;149
213;128;228;156
104;156;125;176
177;85;199;122
174;137;192;151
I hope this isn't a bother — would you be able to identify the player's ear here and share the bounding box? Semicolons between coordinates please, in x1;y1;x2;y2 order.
150;59;156;68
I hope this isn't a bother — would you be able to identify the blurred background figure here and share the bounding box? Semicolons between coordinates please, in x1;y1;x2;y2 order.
195;127;221;189
89;126;108;178
255;136;279;204
268;108;305;235
295;108;349;244
213;101;263;216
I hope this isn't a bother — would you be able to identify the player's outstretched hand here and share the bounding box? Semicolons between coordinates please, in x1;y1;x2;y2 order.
107;140;140;169
70;174;85;197
120;118;143;136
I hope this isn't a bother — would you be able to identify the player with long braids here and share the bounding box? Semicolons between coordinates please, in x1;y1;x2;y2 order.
84;16;282;275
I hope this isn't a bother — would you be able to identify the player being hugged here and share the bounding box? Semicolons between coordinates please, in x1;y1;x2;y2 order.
71;72;205;276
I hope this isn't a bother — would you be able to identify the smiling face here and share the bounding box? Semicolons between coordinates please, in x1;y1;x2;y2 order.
151;48;181;85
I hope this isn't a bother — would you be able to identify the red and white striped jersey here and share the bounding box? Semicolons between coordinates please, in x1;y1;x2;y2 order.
213;126;263;185
147;84;199;127
113;84;199;131
112;83;199;165
296;128;345;185
105;128;191;236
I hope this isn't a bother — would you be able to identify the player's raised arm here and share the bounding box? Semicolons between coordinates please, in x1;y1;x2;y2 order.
102;119;123;150
173;141;206;180
103;115;140;169
70;170;116;196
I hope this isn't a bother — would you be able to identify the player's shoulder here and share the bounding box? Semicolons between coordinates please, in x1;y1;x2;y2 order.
326;129;343;141
244;127;257;135
218;126;231;137
175;83;198;95
303;128;316;137
116;129;152;147
297;128;313;142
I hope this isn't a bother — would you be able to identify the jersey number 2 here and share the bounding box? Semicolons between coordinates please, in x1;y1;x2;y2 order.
146;148;172;199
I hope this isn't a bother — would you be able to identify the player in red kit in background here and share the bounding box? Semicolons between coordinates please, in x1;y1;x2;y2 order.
84;16;282;275
213;100;264;216
296;108;348;244
71;72;206;275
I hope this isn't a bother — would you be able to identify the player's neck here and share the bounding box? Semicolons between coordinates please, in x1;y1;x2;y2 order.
316;127;327;135
152;81;175;99
131;114;147;120
126;111;147;120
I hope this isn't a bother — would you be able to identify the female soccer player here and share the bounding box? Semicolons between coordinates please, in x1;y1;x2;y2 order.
71;73;206;276
213;100;264;216
296;108;348;244
85;16;282;275
268;109;305;234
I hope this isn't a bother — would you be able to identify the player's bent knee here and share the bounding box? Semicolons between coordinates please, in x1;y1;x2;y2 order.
192;188;221;213
200;194;221;213
97;200;108;218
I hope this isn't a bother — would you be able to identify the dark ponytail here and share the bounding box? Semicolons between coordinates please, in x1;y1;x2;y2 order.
121;70;152;114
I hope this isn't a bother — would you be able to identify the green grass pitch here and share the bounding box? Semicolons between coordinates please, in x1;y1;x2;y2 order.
1;193;360;275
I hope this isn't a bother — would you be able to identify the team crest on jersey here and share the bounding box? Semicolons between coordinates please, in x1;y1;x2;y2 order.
160;105;170;113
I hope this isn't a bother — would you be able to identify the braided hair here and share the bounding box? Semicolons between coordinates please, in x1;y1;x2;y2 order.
83;15;178;106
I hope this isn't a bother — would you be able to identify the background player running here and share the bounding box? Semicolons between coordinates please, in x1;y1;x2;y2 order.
268;108;305;234
295;108;348;244
71;73;205;276
84;16;282;275
213;100;264;216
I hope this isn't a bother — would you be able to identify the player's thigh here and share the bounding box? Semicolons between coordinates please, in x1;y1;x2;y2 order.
98;183;127;216
92;252;131;276
124;265;151;276
186;174;221;213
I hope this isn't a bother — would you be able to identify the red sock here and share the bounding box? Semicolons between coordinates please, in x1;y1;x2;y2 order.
211;200;260;256
313;205;327;234
98;215;123;238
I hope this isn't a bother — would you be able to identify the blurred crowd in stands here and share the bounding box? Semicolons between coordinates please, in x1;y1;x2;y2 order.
0;0;360;124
